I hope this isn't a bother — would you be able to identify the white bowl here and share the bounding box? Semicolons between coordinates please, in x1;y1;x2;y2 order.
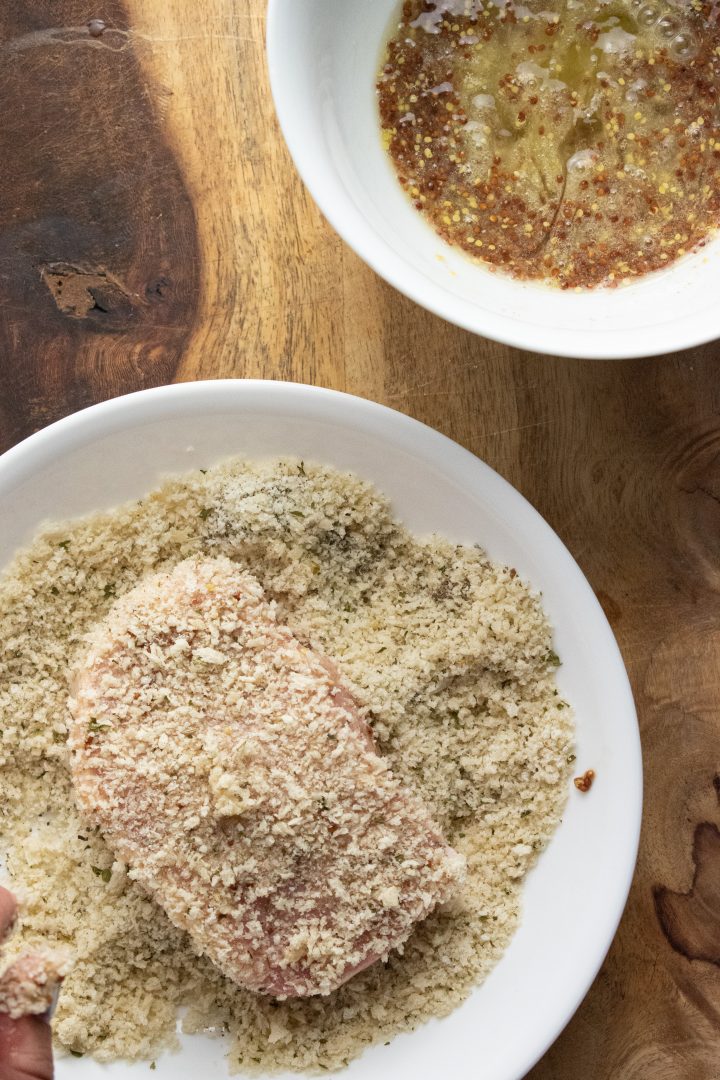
0;381;642;1080
266;0;720;359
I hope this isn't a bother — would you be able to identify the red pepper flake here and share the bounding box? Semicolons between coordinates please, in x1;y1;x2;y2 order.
574;769;595;793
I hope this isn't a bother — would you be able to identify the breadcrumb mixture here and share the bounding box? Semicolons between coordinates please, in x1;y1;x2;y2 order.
0;458;573;1072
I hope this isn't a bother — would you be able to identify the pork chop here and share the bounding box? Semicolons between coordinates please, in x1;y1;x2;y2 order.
68;557;465;997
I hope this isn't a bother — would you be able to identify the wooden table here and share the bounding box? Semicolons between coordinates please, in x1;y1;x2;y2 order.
1;3;719;1077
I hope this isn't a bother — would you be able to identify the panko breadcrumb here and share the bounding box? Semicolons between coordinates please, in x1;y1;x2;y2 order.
0;458;573;1072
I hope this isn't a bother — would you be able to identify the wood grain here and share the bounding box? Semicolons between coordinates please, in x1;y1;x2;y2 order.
0;1;199;450
1;2;720;1078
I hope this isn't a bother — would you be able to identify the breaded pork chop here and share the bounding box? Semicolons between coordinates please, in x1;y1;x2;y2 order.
68;557;465;997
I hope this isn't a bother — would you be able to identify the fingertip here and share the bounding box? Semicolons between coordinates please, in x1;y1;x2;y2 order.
0;1012;53;1080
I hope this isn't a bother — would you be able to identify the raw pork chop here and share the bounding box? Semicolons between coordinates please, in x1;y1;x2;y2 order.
69;557;464;997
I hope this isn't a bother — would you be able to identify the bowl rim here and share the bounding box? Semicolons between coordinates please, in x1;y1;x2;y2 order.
0;380;643;1079
265;0;719;360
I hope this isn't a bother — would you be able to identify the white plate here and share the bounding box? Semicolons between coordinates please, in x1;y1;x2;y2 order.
0;381;642;1080
267;0;720;359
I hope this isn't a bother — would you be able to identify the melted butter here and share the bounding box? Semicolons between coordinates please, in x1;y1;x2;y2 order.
378;0;720;287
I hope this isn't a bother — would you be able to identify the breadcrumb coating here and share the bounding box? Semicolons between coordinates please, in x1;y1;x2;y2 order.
0;906;69;1020
0;952;68;1019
